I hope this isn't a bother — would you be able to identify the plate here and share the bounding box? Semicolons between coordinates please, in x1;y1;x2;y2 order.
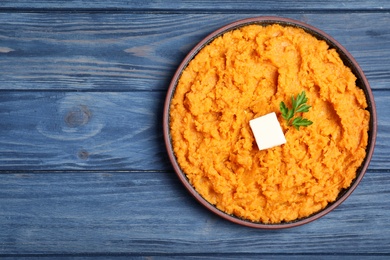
163;16;377;229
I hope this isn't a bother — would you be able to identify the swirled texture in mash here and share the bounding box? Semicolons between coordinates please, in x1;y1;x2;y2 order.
169;24;369;223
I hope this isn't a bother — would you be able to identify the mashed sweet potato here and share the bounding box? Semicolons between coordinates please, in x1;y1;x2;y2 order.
169;24;370;223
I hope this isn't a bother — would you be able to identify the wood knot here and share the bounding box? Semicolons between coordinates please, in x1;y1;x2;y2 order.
78;150;89;160
65;105;92;127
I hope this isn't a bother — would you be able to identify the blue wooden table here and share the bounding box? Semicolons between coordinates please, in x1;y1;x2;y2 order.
0;1;389;258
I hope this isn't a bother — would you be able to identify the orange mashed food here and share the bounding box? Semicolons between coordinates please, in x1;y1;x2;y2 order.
169;24;370;223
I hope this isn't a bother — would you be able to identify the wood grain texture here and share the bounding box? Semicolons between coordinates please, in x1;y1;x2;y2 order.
0;170;389;255
0;1;389;258
0;91;171;171
0;13;388;91
1;0;390;11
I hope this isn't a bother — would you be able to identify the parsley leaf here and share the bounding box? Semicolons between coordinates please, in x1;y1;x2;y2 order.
279;91;313;130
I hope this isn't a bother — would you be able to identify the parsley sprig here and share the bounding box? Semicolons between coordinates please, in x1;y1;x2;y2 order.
280;91;313;130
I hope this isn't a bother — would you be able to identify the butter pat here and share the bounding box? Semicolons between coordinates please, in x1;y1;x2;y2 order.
249;112;286;150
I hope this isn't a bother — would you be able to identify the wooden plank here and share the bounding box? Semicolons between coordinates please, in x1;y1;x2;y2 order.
0;169;389;255
0;91;171;171
0;13;388;91
0;90;386;171
1;0;389;11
